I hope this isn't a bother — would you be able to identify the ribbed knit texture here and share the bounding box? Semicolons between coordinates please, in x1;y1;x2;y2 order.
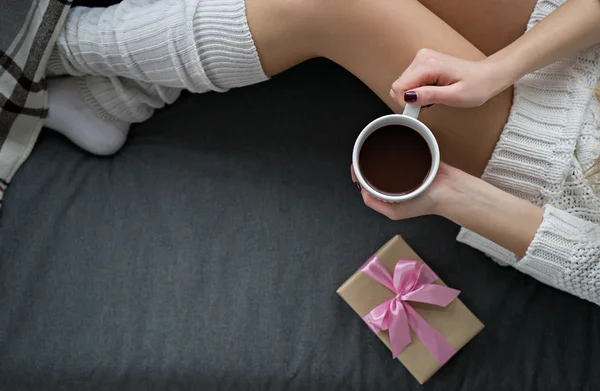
49;0;268;123
458;0;600;305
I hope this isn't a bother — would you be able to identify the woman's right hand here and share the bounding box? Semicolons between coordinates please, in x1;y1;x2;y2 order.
390;49;509;108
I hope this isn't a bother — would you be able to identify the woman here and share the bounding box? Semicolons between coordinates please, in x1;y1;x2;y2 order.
47;0;600;303
353;0;600;305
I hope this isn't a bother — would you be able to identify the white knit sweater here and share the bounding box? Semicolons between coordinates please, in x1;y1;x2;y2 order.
458;0;600;305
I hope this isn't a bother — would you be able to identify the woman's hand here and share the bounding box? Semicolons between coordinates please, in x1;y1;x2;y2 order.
393;0;600;110
352;161;543;258
390;49;509;108
351;162;454;220
392;0;600;110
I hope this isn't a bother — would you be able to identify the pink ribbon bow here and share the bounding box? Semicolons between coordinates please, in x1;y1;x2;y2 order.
361;256;460;364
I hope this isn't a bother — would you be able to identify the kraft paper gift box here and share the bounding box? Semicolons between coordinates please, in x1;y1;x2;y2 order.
337;235;484;384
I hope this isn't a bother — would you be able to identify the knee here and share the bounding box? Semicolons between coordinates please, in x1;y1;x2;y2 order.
256;0;321;23
275;0;332;36
245;0;325;74
264;0;349;57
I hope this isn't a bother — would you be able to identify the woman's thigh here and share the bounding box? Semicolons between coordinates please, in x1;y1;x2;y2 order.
410;0;537;174
248;0;536;176
419;0;537;56
317;0;538;176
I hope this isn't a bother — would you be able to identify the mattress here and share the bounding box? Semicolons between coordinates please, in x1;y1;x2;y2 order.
1;59;599;390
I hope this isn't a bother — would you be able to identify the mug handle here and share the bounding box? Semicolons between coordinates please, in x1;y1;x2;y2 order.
402;103;421;119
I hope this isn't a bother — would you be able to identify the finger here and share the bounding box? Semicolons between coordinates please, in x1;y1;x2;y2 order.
391;67;440;100
401;84;464;107
350;165;365;193
361;192;399;219
352;165;408;220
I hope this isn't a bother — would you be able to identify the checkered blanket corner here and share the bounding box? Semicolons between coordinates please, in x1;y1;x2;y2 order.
0;0;71;210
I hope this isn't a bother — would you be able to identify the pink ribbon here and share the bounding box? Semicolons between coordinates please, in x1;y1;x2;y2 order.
360;256;460;364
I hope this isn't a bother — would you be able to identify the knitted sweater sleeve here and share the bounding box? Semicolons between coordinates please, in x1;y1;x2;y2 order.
516;205;600;305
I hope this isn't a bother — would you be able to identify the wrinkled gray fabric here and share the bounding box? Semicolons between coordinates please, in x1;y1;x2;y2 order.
1;59;599;391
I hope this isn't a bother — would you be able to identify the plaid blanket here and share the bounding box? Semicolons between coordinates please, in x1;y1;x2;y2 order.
0;0;71;209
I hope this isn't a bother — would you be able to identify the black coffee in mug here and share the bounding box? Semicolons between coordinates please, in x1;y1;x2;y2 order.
358;125;432;195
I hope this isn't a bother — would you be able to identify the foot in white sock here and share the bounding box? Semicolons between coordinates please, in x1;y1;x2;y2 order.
45;77;130;156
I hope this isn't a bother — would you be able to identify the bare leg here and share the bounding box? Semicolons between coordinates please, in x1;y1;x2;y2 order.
247;0;535;176
419;0;536;56
53;0;535;167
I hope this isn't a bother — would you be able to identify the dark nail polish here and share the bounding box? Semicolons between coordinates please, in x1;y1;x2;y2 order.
404;91;418;103
354;182;362;193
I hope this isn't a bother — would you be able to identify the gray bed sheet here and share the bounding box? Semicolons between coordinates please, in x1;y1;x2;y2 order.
1;59;599;390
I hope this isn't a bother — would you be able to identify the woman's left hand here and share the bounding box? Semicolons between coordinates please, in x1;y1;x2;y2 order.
352;161;544;258
351;163;454;220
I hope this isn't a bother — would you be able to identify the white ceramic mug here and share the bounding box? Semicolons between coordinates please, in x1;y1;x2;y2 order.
352;104;440;202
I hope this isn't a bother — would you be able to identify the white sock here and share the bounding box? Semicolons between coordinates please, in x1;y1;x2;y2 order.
45;77;130;156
